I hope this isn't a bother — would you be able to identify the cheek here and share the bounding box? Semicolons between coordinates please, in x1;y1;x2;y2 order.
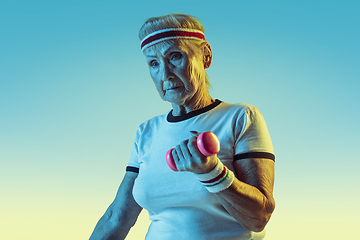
188;60;204;82
150;71;164;94
175;60;191;83
181;62;196;85
149;69;158;83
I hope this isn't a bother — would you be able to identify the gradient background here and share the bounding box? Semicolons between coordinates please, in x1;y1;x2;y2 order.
1;0;359;239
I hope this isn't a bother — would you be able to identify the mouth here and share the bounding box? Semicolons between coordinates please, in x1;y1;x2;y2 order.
166;86;181;91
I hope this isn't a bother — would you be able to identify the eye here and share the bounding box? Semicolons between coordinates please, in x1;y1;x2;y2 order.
170;52;182;61
149;60;159;68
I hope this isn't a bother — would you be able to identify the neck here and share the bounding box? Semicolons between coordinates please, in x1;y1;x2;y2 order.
171;92;214;116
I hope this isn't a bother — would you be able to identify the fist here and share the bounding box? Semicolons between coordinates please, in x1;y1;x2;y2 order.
166;131;220;173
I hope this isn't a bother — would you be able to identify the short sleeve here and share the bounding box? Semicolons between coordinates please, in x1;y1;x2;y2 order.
127;127;141;169
234;106;274;161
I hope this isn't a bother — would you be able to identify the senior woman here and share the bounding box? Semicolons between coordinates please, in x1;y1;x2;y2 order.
90;14;275;240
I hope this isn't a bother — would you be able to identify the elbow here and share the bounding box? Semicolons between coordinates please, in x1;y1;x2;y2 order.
90;210;122;240
244;216;270;233
245;213;273;233
245;199;276;232
102;209;122;229
248;217;269;232
105;207;138;229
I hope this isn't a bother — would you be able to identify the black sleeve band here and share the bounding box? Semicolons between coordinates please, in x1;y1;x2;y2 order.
126;166;139;173
234;152;275;162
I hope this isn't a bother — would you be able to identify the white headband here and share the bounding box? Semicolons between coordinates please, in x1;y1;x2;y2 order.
140;28;206;51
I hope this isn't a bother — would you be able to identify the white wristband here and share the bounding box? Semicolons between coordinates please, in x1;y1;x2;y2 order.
196;160;235;193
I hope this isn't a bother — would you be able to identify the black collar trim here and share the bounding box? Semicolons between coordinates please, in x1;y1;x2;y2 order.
167;99;222;123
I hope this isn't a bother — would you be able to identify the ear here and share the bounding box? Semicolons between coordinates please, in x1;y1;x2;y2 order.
202;42;212;69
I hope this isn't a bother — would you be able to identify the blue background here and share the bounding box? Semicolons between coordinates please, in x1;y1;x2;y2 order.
1;0;359;239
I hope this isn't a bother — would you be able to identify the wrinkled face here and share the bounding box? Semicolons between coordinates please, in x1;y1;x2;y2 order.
144;42;205;106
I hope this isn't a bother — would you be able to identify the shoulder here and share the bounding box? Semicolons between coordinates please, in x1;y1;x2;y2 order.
137;111;169;132
216;101;261;119
222;101;259;111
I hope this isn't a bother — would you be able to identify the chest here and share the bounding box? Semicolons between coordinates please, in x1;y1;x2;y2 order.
132;113;238;212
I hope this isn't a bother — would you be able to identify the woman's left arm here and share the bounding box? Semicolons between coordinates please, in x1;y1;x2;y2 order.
215;158;275;232
172;137;275;232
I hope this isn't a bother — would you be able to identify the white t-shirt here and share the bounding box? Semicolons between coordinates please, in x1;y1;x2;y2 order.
127;100;274;240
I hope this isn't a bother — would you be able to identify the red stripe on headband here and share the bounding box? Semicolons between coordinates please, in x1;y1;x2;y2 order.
141;30;205;50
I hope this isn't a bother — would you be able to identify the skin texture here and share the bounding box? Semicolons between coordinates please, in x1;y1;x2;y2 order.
216;159;275;232
144;41;213;116
172;134;275;232
89;172;142;240
89;40;275;239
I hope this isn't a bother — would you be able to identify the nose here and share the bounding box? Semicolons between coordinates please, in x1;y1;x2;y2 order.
160;62;174;82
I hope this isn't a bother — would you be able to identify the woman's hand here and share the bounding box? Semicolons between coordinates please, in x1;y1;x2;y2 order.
171;133;218;174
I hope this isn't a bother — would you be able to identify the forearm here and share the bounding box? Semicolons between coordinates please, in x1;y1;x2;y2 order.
215;178;275;232
89;172;142;240
90;203;142;240
89;213;125;240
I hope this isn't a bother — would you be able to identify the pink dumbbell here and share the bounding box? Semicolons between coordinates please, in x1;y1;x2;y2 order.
166;131;220;171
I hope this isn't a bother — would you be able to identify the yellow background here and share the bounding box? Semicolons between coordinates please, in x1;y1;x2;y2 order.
1;0;359;239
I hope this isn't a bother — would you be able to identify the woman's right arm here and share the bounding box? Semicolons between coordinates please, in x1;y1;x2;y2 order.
89;171;142;240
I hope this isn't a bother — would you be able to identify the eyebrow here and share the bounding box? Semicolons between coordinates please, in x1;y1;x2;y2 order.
146;46;176;58
163;46;175;55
